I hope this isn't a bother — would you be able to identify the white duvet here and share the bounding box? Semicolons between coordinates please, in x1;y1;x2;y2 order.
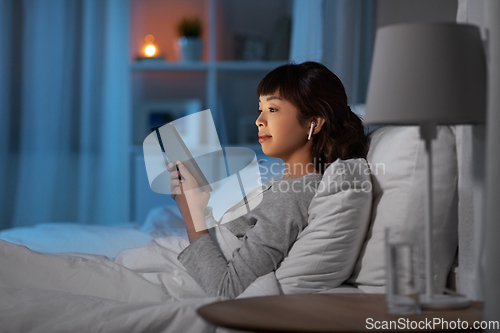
0;226;281;333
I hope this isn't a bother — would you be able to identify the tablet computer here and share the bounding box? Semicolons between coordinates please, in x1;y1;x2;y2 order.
152;122;212;192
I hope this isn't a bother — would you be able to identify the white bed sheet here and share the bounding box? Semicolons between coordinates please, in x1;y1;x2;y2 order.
0;287;221;333
0;217;281;333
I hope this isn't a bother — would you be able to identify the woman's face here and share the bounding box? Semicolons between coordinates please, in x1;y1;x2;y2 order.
256;94;311;162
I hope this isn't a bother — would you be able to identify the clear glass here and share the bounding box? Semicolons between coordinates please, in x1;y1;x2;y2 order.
385;228;421;315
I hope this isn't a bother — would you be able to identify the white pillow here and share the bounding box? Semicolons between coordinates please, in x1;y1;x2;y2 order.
348;126;458;293
275;158;373;293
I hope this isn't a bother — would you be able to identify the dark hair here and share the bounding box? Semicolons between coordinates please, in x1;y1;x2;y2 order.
257;61;368;173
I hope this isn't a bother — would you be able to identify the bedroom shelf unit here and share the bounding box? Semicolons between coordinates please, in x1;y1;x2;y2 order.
129;0;290;223
130;0;292;147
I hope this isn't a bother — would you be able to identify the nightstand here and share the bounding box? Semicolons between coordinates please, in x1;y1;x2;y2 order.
198;294;484;332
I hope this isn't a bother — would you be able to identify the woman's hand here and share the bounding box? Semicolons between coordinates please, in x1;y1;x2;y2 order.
168;161;210;229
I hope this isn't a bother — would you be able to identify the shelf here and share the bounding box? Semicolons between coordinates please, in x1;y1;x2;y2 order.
215;61;288;71
130;60;288;71
131;60;209;71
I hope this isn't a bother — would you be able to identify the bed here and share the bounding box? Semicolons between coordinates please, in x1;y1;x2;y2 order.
0;125;462;332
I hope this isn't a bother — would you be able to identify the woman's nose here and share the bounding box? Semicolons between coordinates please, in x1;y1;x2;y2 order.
255;113;266;127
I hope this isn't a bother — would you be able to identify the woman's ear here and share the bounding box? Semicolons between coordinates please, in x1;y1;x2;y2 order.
312;117;326;135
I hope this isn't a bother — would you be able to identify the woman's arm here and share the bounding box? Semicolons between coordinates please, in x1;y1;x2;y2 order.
178;178;319;299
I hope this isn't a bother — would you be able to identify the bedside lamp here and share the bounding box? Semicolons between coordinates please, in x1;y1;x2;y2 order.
364;23;487;309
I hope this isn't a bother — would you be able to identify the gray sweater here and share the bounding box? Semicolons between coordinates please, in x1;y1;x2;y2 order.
177;173;322;299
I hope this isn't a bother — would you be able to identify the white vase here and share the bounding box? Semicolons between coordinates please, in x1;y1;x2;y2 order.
177;37;203;62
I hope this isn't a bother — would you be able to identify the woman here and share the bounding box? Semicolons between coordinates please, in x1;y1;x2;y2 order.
168;61;368;299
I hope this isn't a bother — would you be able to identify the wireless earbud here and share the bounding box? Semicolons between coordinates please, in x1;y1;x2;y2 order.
308;122;315;140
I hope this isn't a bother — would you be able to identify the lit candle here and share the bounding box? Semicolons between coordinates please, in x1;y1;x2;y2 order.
143;34;158;57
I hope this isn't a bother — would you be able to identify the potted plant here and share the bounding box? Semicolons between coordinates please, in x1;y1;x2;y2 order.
177;17;203;62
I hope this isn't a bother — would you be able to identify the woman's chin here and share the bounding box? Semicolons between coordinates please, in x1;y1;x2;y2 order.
261;148;279;160
260;146;271;155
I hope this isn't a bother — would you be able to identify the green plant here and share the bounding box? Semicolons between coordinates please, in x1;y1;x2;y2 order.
177;17;202;37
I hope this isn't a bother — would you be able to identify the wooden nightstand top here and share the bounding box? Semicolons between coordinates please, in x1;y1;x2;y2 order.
198;294;484;332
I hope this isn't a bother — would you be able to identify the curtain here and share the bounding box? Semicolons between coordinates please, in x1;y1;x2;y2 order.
455;0;488;302
289;0;375;104
0;0;131;229
457;0;500;324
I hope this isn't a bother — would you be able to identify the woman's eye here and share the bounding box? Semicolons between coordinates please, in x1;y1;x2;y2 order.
257;108;277;113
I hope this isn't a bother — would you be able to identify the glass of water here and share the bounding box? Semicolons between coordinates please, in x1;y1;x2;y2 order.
385;227;421;315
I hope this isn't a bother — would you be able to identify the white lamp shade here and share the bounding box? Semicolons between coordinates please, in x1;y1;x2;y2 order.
365;23;486;125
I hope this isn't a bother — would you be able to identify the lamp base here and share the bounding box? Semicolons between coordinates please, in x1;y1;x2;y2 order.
420;294;470;310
